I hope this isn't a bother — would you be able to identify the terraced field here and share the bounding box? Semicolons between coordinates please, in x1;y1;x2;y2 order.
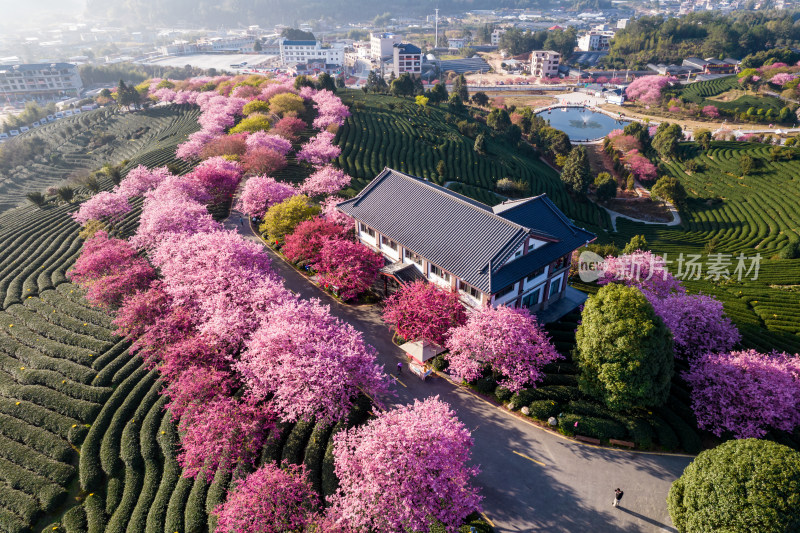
614;140;800;354
678;75;739;103
675;76;785;113
0;105;200;213
335;91;612;235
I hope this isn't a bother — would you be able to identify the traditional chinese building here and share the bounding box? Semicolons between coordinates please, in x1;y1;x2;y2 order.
337;168;596;319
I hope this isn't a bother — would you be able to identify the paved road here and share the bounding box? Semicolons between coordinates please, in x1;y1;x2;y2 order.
224;211;692;533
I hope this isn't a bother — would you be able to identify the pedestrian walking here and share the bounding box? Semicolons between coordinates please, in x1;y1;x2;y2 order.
239;216;243;226
613;488;624;508
397;362;402;374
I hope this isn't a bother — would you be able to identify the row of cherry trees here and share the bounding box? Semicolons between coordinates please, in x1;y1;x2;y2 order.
598;250;800;439
68;74;484;532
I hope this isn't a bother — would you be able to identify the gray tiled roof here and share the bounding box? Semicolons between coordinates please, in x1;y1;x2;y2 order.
337;168;596;294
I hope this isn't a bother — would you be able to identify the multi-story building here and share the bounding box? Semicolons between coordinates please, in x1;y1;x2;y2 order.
279;40;345;67
370;32;400;60
491;28;507;46
530;50;560;77
337;168;595;314
392;43;422;76
682;57;739;75
577;31;613;51
0;63;82;101
448;38;468;50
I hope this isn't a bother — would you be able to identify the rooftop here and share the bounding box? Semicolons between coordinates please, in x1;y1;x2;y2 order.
337;168;595;294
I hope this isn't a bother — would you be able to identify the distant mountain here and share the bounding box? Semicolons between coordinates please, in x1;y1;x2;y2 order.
0;0;86;30
84;0;557;28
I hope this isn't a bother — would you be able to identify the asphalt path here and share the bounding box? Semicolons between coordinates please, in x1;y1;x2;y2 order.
225;211;692;533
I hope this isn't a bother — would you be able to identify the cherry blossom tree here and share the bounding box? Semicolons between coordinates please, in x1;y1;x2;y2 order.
260;82;297;103
214;462;320;533
115;165;173;198
112;283;170;340
282;217;350;265
177;130;220;160
186;156;243;204
236;175;298;218
314;238;384;301
598;250;684;299
311;90;351;130
163;365;236;421
200;133;248;159
320;195;353;226
299;165;352;196
770;72;797;86
178;396;276;478
625;75;676;104
130;195;221;251
236;298;388;423
297;131;341;166
329;396;482;532
383;280;467;345
68;231;156;309
607;131;640;153
72;191;131;226
271;116;307;141
245;131;293;156
702;105;720;119
445;306;562;391
242;146;288;176
622;149;658;182
684;349;800;438
647;293;740;359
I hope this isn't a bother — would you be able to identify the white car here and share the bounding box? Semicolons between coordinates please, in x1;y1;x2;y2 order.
64;110;73;116
9;130;20;136
20;126;29;132
0;133;9;140
32;121;40;127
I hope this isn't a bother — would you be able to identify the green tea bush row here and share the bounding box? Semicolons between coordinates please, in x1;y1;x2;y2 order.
0;433;75;485
0;412;72;462
145;413;181;533
0;334;94;384
0;456;66;513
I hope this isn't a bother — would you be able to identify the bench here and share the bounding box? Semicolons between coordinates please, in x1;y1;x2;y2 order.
574;435;601;445
609;439;635;448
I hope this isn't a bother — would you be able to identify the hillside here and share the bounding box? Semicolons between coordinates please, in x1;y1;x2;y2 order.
334;91;611;235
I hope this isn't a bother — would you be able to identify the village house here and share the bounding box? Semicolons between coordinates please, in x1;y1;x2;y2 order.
337;168;596;320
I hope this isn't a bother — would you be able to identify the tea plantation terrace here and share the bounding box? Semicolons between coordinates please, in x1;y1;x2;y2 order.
338;167;595;317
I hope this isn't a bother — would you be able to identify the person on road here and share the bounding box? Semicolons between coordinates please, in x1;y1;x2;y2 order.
239;216;243;226
613;488;624;508
397;362;402;374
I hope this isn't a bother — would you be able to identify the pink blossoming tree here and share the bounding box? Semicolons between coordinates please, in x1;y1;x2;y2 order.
446;306;562;391
647;293;740;359
282;217;350;265
72;191;131;226
271;116;307;141
329;396;482;532
186;156;243;204
178;396;276;478
299;165;352;196
622;149;658;182
297;131;341;167
702;105;720;118
130;195;221;252
684;349;800;438
242;146;288;176
598;251;684;299
314;238;384;301
236;175;298;218
115;165;173;198
321;195;353;226
214;462;320;533
237;298;388;423
625;75;676;104
245;131;293;156
383;281;467;345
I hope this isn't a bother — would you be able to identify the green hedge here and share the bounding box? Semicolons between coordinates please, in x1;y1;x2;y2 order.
83;490;106;533
655;407;702;454
558;414;628;441
0;456;66;513
184;470;208;533
61;503;87;533
145;413;180;533
205;468;231;533
321;421;347;499
0;412;73;462
303;421;333;495
281;418;315;465
0;484;41;524
527;400;561;421
0;433;75;485
650;416;679;452
164;475;193;533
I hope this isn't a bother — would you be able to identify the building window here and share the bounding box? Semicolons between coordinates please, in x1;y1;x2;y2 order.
526;267;546;283
360;223;375;239
460;282;481;300
522;288;541;308
382;237;398;251
430;264;450;282
494;284;515;300
550;278;561;296
405;249;422;266
554;255;568;271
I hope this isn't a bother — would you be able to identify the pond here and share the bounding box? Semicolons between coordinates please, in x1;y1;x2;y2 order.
536;106;630;141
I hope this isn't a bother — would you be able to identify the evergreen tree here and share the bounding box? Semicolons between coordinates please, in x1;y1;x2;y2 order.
473;133;487;155
316;72;336;93
560;146;591;194
452;74;469;102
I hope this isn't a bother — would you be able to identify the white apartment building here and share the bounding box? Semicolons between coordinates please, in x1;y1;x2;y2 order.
530;50;560;78
577;31;613;51
0;63;82;100
279;40;345;67
491;28;507;46
392;43;422;76
370;32;400;60
448;38;468;50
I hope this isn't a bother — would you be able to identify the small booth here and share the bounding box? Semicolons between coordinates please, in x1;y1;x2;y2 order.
398;338;445;381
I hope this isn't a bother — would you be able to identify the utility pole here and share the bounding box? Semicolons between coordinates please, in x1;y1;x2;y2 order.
435;8;439;50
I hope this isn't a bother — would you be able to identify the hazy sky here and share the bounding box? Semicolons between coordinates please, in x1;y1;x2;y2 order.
0;0;85;30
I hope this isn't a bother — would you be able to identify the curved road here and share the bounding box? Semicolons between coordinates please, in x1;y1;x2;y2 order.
225;211;692;533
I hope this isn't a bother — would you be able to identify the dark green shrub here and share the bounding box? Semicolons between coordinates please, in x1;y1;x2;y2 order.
281;418;315;465
104;476;123;516
542;373;579;386
668;439;800;533
304;421;333;495
651;416;679;451
260;421;292;464
473;377;497;395
205;468;231;533
321;421;347;498
164;476;192;533
431;354;448;371
69;424;90;447
558;414;628;441
61;504;87;533
184;470;209;533
620;416;655;449
528;400;561;421
655;407;702;454
494;387;513;403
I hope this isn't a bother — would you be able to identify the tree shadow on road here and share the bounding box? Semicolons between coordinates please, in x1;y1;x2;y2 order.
560;439;692;482
617;507;678;532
